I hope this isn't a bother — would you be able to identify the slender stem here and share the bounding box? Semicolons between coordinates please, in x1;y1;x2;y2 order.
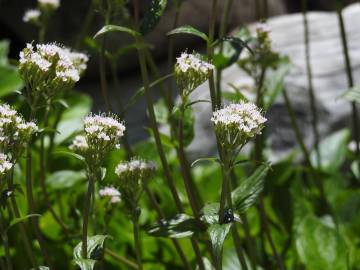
241;213;258;270
105;248;139;269
25;142;53;269
99;36;113;111
216;0;234;106
82;172;95;258
0;208;12;270
132;214;143;270
75;0;96;49
336;2;360;175
302;0;321;167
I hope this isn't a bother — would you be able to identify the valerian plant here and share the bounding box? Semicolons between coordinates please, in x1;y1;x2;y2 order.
0;0;359;270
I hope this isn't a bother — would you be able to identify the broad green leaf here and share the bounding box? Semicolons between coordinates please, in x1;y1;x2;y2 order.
351;161;359;179
74;235;111;261
197;257;215;270
7;214;41;231
295;215;348;270
263;57;291;110
167;25;209;43
74;259;96;270
46;170;86;190
231;164;269;213
94;25;141;39
342;86;360;104
310;129;350;171
54;93;92;144
140;0;168;35
0;66;23;97
31;267;50;270
208;223;232;268
148;214;200;238
153;98;169;124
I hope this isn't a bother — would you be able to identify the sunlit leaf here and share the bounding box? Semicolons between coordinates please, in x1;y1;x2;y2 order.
73;259;96;270
47;170;86;190
94;25;141;39
167;25;209;43
208;223;232;268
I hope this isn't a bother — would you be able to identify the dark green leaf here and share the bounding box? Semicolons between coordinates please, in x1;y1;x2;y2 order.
342;86;360;104
295;215;348;270
140;0;167;35
208;223;232;268
73;259;96;270
148;214;200;238
231;164;269;213
94;25;141;39
167;25;209;43
47;170;86;190
0;40;10;66
310;129;350;171
74;235;111;261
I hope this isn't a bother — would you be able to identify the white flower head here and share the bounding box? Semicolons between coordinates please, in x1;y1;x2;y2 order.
23;9;41;23
256;22;271;34
0;153;13;176
211;102;267;146
175;52;214;94
38;0;60;9
115;159;156;181
69;135;88;152
99;186;121;204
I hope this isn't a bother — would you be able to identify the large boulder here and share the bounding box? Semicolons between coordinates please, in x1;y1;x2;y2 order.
187;3;360;160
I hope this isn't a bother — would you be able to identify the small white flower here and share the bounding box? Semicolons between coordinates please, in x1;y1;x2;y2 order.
69;135;88;151
99;186;121;204
176;52;214;73
23;9;41;23
0;153;13;175
256;22;271;34
38;0;60;9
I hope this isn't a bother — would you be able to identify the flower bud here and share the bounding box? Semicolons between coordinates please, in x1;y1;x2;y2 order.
175;52;214;96
211;102;266;148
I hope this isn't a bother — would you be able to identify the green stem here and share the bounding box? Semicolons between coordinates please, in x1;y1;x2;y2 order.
0;208;12;270
216;0;234;106
132;214;142;270
82;172;95;258
302;0;321;167
336;2;360;175
75;0;96;49
105;248;139;269
99;36;113;111
25;142;53;269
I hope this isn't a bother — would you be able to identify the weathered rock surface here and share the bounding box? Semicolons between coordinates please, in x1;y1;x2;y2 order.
187;3;360;160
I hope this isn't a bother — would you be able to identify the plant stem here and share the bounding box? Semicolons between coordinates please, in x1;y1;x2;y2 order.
336;2;360;174
132;214;143;270
105;248;139;269
82;172;95;258
216;0;234;106
39;106;69;234
99;36;113;111
302;0;321;167
25;141;54;269
75;0;96;49
0;208;12;270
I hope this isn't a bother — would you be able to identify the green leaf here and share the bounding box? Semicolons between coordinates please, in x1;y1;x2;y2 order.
7;214;41;232
342;86;360;104
295;215;348;270
73;259;96;270
167;25;209;43
140;0;167;35
310;129;350;171
231;164;269;213
172;105;195;147
153;98;169;124
74;235;111;261
53;151;86;164
208;223;232;268
148;214;200;238
222;83;249;103
202;203;220;225
94;25;141;39
55;92;92;144
30;267;50;270
0;66;24;98
191;157;220;167
46;170;86;190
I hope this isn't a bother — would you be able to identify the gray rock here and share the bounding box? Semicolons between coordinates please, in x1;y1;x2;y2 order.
187;3;360;161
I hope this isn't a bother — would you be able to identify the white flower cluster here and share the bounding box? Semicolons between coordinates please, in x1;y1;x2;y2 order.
0;153;13;176
19;43;88;97
23;9;41;23
175;52;214;94
256;22;271;34
115;159;156;177
70;114;125;165
99;186;121;204
211;102;266;146
0;103;38;157
176;53;214;73
38;0;60;9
